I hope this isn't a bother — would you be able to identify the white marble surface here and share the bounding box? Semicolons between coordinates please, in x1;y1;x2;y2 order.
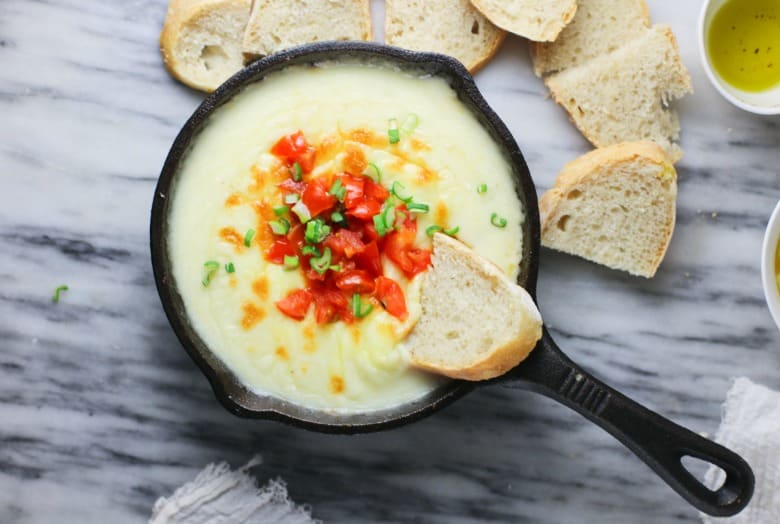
2;1;780;522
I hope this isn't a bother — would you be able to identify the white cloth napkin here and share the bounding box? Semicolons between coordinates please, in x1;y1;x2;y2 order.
702;377;780;523
149;456;318;524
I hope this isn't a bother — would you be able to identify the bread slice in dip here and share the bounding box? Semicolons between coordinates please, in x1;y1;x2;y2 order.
404;233;542;381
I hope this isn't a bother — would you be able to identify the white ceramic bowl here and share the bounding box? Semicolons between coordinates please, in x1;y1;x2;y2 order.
698;0;780;115
761;201;780;329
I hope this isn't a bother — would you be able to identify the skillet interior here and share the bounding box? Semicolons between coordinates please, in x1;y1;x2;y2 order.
150;42;541;432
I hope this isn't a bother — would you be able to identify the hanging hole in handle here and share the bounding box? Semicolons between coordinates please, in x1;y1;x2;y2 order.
681;455;726;491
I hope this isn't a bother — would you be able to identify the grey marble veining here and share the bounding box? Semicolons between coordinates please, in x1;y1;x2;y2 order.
2;1;780;522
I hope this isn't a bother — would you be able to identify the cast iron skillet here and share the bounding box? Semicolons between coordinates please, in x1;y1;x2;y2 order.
151;42;754;517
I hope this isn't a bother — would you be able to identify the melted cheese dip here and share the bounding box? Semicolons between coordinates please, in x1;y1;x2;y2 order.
168;62;525;412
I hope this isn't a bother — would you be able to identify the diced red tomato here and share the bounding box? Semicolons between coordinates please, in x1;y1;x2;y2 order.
271;131;317;173
265;238;297;264
364;178;390;201
313;288;353;324
288;223;305;248
278;178;305;195
352;240;382;277
384;223;431;279
374;277;407;320
275;289;313;320
336;173;365;209
346;199;382;220
263;131;435;324
296;148;316;173
301;177;336;217
335;270;375;294
324;229;365;258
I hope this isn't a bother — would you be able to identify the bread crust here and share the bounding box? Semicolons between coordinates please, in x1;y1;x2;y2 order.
243;0;372;60
384;0;506;73
469;0;577;42
468;30;507;74
539;141;676;278
160;0;251;92
545;25;691;162
529;0;652;77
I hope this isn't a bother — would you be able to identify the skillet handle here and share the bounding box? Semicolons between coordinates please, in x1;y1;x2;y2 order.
504;329;754;517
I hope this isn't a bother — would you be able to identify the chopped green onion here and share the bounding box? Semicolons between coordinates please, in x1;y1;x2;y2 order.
388;118;400;144
400;113;419;134
350;293;374;318
406;202;429;213
365;162;382;183
225;262;235;273
273;205;289;216
374;202;397;237
310;247;332;274
391;181;413;203
329;264;342;272
291;162;302;181
52;285;69;303
490;212;508;228
444;226;460;236
243;229;256;247
301;245;321;257
329;179;346;200
305;218;331;244
291;201;311;223
283;255;299;270
477;183;488;194
425;225;443;237
284;193;300;204
373;214;388;236
269;218;290;235
383;203;397;232
202;261;220;286
331;211;345;223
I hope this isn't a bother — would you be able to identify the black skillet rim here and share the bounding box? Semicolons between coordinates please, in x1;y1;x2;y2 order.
150;41;541;433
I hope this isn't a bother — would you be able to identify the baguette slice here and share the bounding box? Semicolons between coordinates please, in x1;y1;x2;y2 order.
403;233;542;381
385;0;506;73
242;0;372;60
539;141;677;278
530;0;651;76
469;0;577;42
160;0;251;93
545;25;693;161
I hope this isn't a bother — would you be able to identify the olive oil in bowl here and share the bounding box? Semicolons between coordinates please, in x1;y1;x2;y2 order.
707;0;780;93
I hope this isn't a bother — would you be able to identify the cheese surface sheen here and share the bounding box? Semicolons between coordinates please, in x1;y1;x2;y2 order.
168;62;525;412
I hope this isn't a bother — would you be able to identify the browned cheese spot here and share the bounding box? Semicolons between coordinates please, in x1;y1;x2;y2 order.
388;152;438;184
219;227;244;250
302;324;316;353
275;346;289;360
316;134;343;165
349;325;361;345
251;200;276;249
247;165;265;193
343;142;367;175
224;192;242;207
252;277;269;300
330;375;345;394
348;128;384;148
241;302;265;330
409;137;431;152
435;201;449;225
